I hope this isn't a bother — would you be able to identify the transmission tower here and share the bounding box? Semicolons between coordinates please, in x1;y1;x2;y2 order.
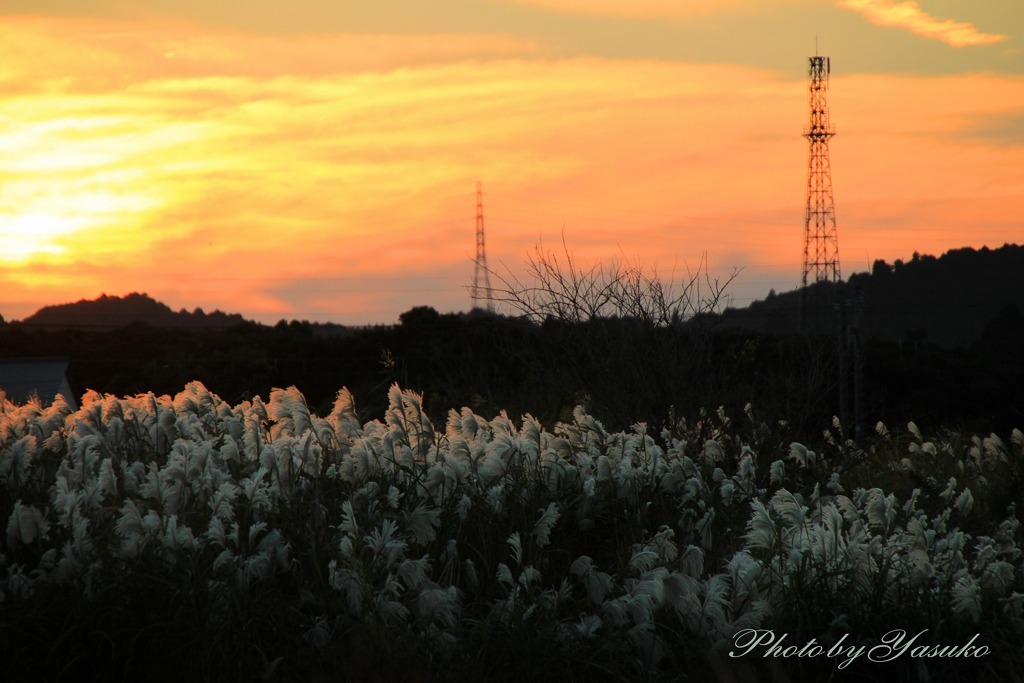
471;180;494;312
802;54;841;287
799;54;863;439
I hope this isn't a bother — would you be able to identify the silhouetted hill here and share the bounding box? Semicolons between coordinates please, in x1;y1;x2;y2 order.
711;244;1024;348
19;293;249;330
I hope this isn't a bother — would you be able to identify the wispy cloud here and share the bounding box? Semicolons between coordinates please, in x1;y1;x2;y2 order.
957;112;1024;147
837;0;1007;47
1;14;1022;324
495;0;759;19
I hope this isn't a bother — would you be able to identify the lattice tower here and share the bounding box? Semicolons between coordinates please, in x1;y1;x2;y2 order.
471;181;494;311
802;55;841;286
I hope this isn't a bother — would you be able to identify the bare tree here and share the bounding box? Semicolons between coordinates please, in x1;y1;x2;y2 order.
473;235;740;428
487;234;737;327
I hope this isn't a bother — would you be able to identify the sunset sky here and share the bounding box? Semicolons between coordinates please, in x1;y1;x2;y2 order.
0;1;1021;325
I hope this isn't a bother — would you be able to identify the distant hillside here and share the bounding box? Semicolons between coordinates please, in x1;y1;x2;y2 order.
19;293;248;330
711;244;1024;348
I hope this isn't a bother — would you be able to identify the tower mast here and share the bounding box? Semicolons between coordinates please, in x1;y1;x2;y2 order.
471;180;494;312
799;54;861;437
802;54;840;287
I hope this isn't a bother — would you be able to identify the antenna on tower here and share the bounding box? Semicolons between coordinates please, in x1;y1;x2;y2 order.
471;180;494;312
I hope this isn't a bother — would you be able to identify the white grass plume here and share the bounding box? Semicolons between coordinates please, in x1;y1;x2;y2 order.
532;502;559;547
6;501;48;545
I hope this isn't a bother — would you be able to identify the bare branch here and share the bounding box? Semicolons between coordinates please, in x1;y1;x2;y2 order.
487;236;737;326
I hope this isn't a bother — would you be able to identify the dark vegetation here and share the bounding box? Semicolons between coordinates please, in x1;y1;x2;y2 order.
2;244;1023;441
22;292;247;330
715;244;1024;348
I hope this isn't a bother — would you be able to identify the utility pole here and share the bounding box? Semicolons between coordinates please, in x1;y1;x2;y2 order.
852;288;865;441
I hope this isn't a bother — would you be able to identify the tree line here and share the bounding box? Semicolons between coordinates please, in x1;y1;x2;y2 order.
1;244;1021;443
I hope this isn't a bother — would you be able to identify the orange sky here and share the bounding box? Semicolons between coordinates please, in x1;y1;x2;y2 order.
0;1;1022;324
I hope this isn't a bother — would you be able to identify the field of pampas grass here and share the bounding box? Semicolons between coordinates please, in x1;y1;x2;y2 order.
1;382;1022;681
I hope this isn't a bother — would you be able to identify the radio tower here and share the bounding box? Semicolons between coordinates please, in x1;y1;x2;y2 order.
801;54;840;288
799;53;862;438
471;180;494;312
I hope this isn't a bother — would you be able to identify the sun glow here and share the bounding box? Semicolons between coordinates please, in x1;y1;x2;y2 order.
0;190;164;265
0;212;86;263
0;178;166;264
0;9;1021;324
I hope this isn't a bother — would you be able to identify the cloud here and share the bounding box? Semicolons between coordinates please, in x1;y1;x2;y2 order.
0;16;806;322
0;17;537;90
837;0;1007;47
957;112;1024;147
494;0;783;19
1;14;1023;325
